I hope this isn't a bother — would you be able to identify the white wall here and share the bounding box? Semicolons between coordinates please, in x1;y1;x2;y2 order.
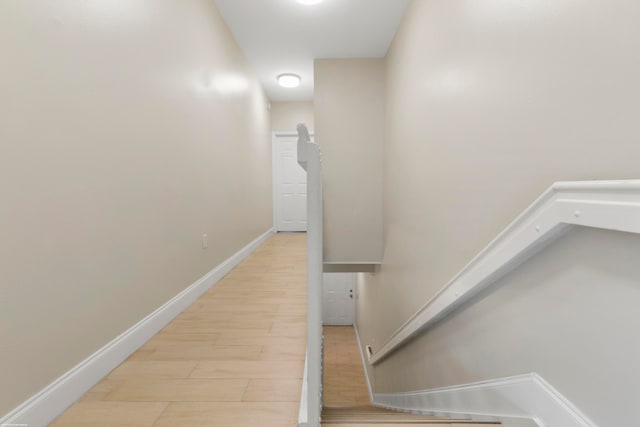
356;1;640;426
314;59;384;264
0;0;271;417
359;227;640;426
271;102;314;132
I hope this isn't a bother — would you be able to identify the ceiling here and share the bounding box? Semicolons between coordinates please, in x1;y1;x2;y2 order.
213;0;409;102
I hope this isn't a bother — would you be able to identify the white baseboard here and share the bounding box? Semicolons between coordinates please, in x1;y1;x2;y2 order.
298;353;309;427
352;325;596;427
353;323;373;403
373;373;598;427
0;228;275;427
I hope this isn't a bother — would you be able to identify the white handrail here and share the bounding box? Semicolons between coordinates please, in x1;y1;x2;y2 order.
370;180;640;365
297;123;323;427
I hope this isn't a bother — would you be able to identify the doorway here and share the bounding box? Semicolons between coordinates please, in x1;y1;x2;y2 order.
322;273;355;326
272;132;310;232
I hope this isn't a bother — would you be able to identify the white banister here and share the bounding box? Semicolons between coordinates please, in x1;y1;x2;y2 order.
370;180;640;365
297;123;323;427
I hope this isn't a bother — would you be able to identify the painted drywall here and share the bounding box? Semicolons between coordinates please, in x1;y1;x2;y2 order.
360;228;640;426
314;59;384;263
356;1;640;426
271;102;314;132
0;0;271;417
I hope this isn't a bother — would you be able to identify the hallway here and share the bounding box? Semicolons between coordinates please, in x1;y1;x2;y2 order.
51;233;306;427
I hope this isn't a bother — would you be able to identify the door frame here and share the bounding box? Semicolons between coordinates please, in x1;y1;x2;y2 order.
322;273;356;326
272;131;314;231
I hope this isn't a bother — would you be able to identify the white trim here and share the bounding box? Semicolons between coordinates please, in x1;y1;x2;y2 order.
373;373;597;427
322;263;379;273
370;180;640;364
272;131;314;232
297;124;322;427
353;324;373;403
323;261;381;264
352;325;561;426
0;227;276;427
273;131;315;138
350;274;356;326
298;353;309;427
272;132;279;230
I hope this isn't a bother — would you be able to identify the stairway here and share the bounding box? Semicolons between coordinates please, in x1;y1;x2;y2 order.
322;406;501;426
321;327;501;426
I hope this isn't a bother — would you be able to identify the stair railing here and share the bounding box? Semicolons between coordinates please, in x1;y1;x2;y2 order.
369;179;640;365
296;123;323;427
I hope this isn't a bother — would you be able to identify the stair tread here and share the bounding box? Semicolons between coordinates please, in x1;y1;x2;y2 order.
323;406;442;416
321;424;499;426
322;416;456;421
322;419;498;426
321;406;500;425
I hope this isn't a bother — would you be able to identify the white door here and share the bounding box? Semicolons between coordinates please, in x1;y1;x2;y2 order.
322;273;355;326
273;133;308;231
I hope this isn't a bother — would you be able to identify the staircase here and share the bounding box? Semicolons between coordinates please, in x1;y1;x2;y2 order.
322;406;500;426
320;327;500;426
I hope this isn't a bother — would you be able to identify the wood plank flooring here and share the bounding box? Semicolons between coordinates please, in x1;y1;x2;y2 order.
51;233;498;427
51;232;307;427
323;326;371;408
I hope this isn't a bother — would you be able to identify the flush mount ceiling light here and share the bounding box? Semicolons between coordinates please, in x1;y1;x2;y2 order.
277;73;301;88
296;0;323;5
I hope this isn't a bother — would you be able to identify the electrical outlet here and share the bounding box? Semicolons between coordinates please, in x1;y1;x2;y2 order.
202;234;208;249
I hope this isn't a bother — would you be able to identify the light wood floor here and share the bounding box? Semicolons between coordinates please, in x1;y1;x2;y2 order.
52;233;497;427
52;232;307;427
323;326;371;408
